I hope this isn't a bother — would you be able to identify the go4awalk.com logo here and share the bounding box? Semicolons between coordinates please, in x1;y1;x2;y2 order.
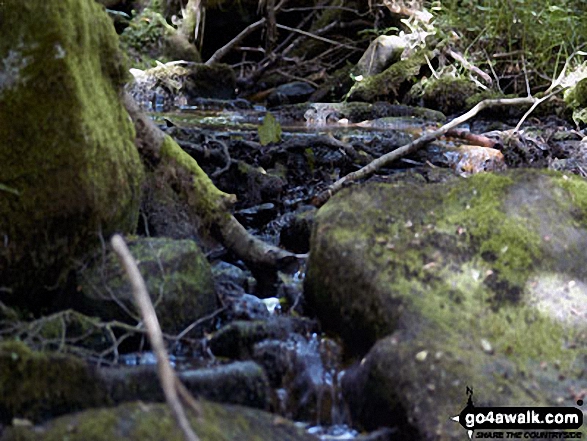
451;387;584;439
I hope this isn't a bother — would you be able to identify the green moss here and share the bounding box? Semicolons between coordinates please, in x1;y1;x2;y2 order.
416;76;478;114
553;172;587;217
159;135;233;225
120;6;201;69
0;341;109;423
79;237;216;334
307;169;587;365
2;401;317;441
441;173;542;289
0;0;144;301
307;169;587;437
347;51;429;102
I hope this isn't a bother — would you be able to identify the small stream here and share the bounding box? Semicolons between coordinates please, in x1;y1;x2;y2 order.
133;101;433;439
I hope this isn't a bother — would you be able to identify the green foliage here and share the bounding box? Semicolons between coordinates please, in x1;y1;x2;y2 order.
257;112;282;146
434;0;587;92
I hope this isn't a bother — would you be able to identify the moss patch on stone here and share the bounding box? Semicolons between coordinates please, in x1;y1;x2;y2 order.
347;51;429;102
78;237;216;334
120;6;201;69
0;341;109;424
0;0;144;304
306;169;587;437
159;134;235;225
1;401;318;441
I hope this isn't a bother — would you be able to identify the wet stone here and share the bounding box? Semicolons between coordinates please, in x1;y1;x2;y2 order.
208;317;319;359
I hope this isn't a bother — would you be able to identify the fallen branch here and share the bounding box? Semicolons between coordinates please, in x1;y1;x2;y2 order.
445;128;498;148
447;49;492;85
312;97;536;207
111;234;201;441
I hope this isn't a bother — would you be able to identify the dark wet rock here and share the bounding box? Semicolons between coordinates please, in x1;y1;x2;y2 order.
235;202;279;229
217;160;286;207
215;279;271;321
306;169;587;438
77;237;216;334
0;341;109;424
280;207;316;254
209;317;319;359
253;334;344;424
0;400;319;441
354;35;406;77
101;361;270;410
127;62;235;112
267;82;316;107
211;260;263;316
212;260;250;288
550;140;587;176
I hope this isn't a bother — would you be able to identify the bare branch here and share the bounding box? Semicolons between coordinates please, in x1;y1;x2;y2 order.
111;234;201;441
206;18;266;65
312;97;537;207
275;23;358;51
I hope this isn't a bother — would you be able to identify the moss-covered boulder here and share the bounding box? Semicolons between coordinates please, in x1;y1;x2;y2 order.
78;237;216;334
347;51;429;102
0;341;109;424
407;76;478;115
0;400;319;441
305;169;587;438
0;0;144;306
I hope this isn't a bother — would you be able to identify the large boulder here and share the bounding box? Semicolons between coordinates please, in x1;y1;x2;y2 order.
0;0;144;306
305;169;587;438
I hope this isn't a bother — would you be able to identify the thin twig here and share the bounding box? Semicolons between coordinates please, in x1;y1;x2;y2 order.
206;18;266;65
111;235;201;441
276;23;357;51
312;97;536;207
206;0;287;65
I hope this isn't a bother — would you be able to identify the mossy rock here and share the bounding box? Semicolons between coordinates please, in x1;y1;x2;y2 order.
0;341;109;424
78;237;216;334
409;76;478;115
305;169;587;438
0;400;319;441
209;317;318;359
347;51;429;102
120;7;200;69
0;0;144;306
564;77;587;125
